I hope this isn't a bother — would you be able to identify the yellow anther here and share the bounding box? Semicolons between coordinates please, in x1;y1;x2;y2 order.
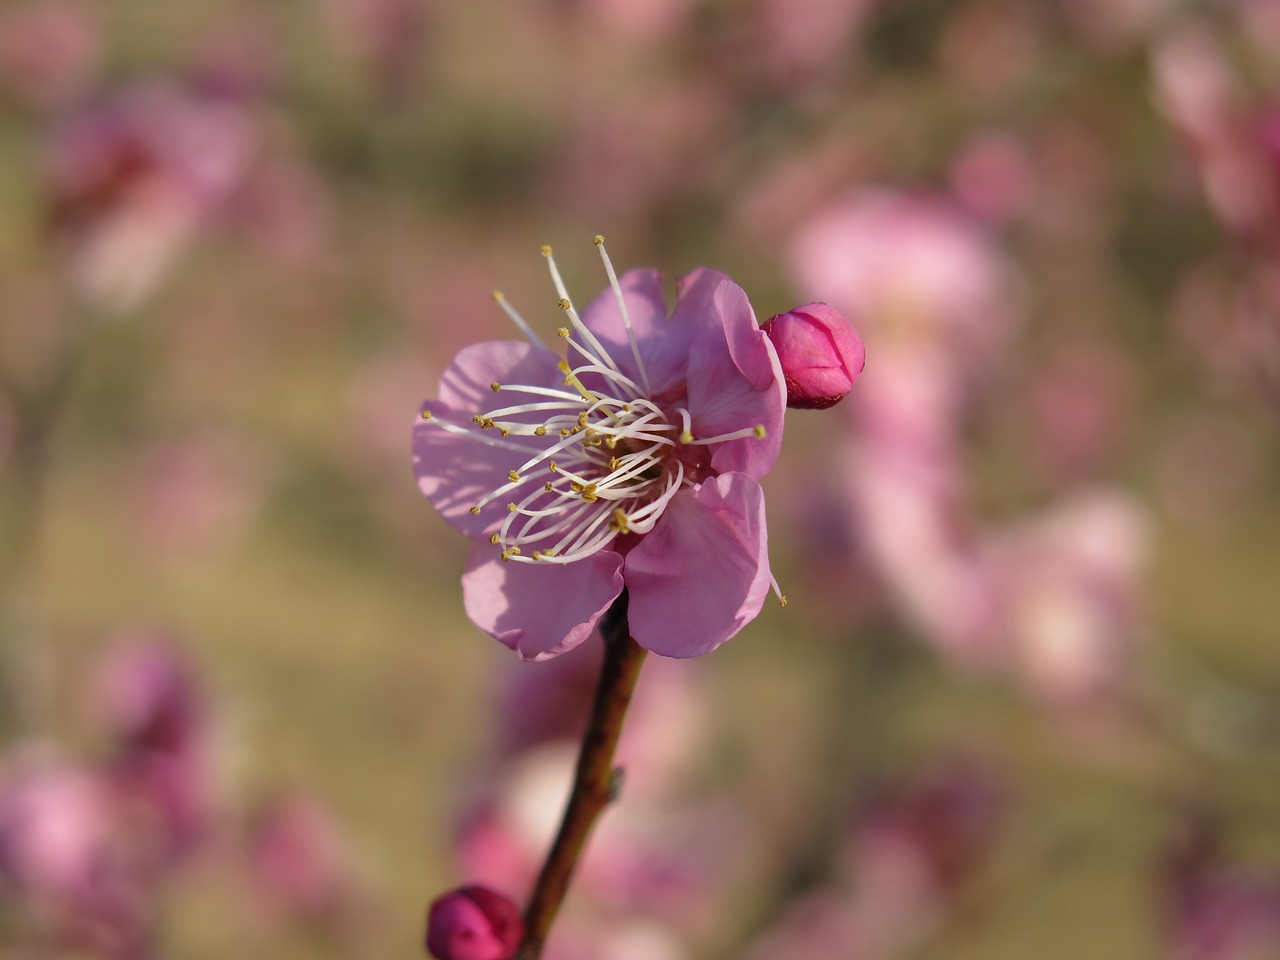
577;412;589;427
623;404;632;412
540;244;552;257
420;409;432;421
557;327;570;338
489;533;501;544
560;428;571;436
605;435;619;449
544;481;553;492
469;505;482;515
508;470;520;483
680;430;694;444
557;298;571;310
500;546;522;561
490;382;501;392
499;427;510;437
532;550;544;560
753;424;767;439
542;549;556;557
593;235;605;245
534;425;548;436
778;596;789;607
508;502;518;512
549;461;559;473
556;358;599;403
473;415;484;425
570;481;598;501
609;508;630;533
609;457;620;471
492;290;505;302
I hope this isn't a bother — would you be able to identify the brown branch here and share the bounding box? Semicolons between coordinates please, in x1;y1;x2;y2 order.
516;591;647;960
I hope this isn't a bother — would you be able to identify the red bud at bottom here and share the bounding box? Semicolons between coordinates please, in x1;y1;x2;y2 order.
425;884;524;960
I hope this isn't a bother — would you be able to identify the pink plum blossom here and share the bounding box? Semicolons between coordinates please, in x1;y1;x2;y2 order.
748;759;1003;960
788;189;1017;381
93;636;217;862
1152;25;1280;242
0;1;99;110
45;80;255;313
412;240;785;660
0;751;116;904
981;490;1149;710
1165;810;1280;960
246;791;358;922
0;748;153;958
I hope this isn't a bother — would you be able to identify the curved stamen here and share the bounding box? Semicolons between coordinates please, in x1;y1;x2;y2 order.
422;412;539;453
544;245;620;378
492;290;548;350
595;236;652;395
683;423;766;446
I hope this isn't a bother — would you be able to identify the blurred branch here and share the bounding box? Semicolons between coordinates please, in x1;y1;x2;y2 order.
517;591;647;960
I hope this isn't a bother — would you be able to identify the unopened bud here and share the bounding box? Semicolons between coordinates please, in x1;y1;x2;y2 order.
425;884;523;960
761;303;865;410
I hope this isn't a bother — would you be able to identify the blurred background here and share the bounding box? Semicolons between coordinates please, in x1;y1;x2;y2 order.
1;1;1278;958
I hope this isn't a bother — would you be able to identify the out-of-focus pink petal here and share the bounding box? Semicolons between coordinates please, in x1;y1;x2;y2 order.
463;545;624;661
625;473;771;657
685;280;785;478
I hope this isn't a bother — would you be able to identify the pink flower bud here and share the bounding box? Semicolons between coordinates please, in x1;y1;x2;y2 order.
425;885;523;960
761;303;866;409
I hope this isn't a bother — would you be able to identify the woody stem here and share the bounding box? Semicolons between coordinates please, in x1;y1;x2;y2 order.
515;591;647;960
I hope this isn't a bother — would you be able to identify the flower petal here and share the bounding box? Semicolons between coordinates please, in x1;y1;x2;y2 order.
577;268;693;399
623;473;772;658
413;341;565;538
463;544;625;661
684;280;786;479
439;340;565;413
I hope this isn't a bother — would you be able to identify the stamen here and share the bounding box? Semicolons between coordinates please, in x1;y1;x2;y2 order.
684;424;768;446
558;361;600;404
595;235;651;394
609;508;630;534
492;290;547;350
557;296;621;381
425;413;532;453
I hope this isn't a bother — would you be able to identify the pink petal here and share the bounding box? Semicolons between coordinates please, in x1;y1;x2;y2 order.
685;280;786;478
577;268;693;398
463;543;625;661
438;340;564;413
623;473;772;658
412;341;563;538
